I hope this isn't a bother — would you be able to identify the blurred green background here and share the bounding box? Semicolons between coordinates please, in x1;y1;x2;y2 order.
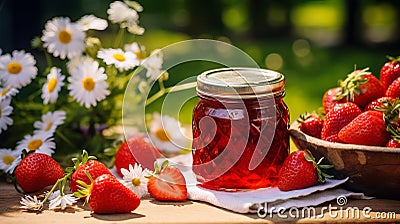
1;0;400;124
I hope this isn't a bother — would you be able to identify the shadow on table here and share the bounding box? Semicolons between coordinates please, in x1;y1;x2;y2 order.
91;212;145;221
149;199;193;207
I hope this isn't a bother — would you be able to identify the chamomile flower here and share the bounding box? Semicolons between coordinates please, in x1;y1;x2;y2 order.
16;131;56;156
0;50;38;89
142;50;163;80
97;48;139;72
107;1;138;25
41;17;86;59
20;195;43;211
5;154;21;174
0;148;20;172
33;110;66;134
148;113;191;154
125;42;146;62
121;163;150;198
68;60;110;108
0;98;13;134
49;191;78;210
66;55;94;75
0;86;19;101
41;67;65;104
77;15;108;31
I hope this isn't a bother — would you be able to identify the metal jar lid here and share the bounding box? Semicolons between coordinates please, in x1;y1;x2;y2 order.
196;67;285;99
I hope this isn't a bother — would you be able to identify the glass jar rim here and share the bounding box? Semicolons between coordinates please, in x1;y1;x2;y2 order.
197;67;285;99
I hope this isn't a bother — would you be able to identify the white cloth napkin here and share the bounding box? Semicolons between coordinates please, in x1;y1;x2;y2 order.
160;154;371;214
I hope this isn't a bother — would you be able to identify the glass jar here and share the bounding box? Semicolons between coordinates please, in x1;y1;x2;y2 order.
192;67;289;191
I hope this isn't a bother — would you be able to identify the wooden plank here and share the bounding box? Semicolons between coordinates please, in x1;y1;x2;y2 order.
0;182;399;223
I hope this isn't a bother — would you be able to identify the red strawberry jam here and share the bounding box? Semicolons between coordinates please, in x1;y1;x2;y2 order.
192;68;289;190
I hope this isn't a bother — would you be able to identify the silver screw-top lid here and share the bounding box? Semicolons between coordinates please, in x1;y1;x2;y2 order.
197;67;285;99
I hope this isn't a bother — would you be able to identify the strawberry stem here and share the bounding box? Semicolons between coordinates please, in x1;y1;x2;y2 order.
336;67;370;102
303;150;334;184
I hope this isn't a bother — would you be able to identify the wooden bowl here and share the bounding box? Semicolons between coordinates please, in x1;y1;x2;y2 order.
289;121;400;200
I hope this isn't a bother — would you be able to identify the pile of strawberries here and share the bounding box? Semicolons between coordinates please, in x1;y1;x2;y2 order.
15;136;188;214
299;56;400;147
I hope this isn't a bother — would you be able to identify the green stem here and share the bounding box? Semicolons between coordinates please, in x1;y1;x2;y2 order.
44;50;53;67
40;172;72;207
145;81;196;107
114;28;125;48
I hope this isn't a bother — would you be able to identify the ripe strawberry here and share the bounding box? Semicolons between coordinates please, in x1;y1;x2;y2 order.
380;56;400;90
115;137;162;177
338;111;390;146
298;113;324;139
147;161;187;201
277;150;332;191
76;174;140;214
321;102;361;142
364;97;395;111
385;76;400;98
322;87;345;113
70;151;112;193
337;68;384;109
15;153;64;193
386;139;400;148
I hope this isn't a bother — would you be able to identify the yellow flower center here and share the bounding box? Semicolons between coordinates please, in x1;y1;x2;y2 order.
47;78;58;93
58;29;72;44
1;88;9;97
155;129;170;142
82;77;95;91
135;51;145;60
113;53;126;62
2;155;14;165
132;178;141;187
7;61;22;74
27;139;43;151
45;122;53;132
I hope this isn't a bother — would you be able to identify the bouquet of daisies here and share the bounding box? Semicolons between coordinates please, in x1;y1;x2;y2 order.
0;0;191;178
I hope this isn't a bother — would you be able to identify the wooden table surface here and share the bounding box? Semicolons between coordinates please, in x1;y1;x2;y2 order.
1;182;399;223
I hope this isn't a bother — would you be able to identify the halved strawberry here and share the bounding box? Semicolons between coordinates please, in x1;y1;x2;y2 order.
147;161;187;201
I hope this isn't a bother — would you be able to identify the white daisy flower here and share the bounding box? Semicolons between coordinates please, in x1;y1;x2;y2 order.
97;48;139;72
107;1;138;25
125;42;146;62
33;110;66;134
0;98;13;134
49;191;78;210
0;148;20;172
121;163;150;198
66;55;94;75
41;17;86;59
0;86;19;101
148;113;191;154
6;154;21;174
41;67;65;105
20;195;43;211
16;132;56;156
68;60;110;108
77;15;108;31
142;50;163;80
0;50;38;89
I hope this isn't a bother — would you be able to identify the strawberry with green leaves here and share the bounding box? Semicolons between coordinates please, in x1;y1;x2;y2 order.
75;173;140;214
337;67;384;109
115;137;162;177
147;161;187;201
364;96;395;111
380;56;400;90
321;102;361;142
338;111;390;146
69;150;112;193
15;152;64;193
277;150;333;191
298;113;324;139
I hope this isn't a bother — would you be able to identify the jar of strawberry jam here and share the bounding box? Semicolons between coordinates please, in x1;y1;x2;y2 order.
192;67;289;190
